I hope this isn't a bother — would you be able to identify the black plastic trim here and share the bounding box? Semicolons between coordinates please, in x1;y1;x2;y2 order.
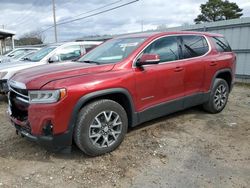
138;92;210;124
15;125;72;153
210;68;233;92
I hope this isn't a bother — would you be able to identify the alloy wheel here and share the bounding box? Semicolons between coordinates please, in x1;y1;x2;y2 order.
214;84;228;110
89;111;122;148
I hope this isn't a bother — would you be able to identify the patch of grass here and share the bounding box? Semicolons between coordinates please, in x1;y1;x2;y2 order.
235;82;250;88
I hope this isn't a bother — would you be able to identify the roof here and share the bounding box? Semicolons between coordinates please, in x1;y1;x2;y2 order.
46;41;102;47
0;29;15;39
116;31;223;39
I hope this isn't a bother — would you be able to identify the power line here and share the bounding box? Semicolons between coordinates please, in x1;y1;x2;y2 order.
10;0;38;24
36;0;126;33
58;0;123;23
11;0;44;26
38;0;139;34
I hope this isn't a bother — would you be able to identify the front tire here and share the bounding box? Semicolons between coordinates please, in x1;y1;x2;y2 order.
74;99;128;156
203;78;229;113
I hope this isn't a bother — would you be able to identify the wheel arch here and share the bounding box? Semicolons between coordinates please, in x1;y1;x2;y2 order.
67;88;138;141
211;68;233;92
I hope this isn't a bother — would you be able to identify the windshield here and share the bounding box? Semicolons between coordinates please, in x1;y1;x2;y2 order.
27;46;56;62
78;37;147;64
7;49;27;57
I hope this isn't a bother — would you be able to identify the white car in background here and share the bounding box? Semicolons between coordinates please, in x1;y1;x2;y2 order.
0;41;102;94
0;47;40;63
0;49;40;64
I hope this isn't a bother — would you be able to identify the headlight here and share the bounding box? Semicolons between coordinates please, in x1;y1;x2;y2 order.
29;89;67;104
0;72;8;79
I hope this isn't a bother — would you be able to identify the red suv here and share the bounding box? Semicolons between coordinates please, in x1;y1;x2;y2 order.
8;31;236;156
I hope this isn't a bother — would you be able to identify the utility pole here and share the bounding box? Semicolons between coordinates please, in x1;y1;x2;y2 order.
141;20;144;32
52;0;58;42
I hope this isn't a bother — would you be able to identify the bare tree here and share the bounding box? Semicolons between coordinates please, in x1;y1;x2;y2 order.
16;29;45;46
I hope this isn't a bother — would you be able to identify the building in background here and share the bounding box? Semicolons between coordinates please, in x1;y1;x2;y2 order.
0;29;15;55
157;17;250;80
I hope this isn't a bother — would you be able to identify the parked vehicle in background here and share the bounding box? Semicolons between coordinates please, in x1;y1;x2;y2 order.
0;41;102;94
0;47;40;63
0;49;40;64
7;31;236;156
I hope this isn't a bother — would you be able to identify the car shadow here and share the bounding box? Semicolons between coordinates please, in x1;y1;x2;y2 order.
0;106;208;161
0;95;8;103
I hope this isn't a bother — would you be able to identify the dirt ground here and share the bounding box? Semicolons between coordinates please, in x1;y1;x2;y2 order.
0;84;249;188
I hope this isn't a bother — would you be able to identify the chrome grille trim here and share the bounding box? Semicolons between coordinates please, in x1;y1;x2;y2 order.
16;96;29;104
9;87;29;100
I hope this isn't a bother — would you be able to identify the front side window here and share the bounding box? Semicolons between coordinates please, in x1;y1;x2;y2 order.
56;45;81;61
212;37;232;52
181;35;209;59
78;37;147;64
143;36;179;63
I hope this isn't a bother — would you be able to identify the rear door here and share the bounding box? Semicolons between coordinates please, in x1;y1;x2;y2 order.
205;36;235;88
180;35;209;97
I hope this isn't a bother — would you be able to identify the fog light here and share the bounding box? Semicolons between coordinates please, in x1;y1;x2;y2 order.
43;121;53;136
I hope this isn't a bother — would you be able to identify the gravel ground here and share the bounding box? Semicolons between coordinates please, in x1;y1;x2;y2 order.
0;84;249;188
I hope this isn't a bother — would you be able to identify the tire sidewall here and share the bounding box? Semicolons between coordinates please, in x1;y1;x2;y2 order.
75;100;128;156
211;79;229;113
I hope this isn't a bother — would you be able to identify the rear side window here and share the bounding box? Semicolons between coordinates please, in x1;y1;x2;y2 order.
181;35;209;59
143;36;179;63
57;45;81;61
212;37;232;52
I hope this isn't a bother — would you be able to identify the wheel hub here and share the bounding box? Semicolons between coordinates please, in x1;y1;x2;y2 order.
103;126;109;133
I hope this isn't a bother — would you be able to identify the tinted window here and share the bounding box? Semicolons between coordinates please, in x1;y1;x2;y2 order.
84;44;98;53
181;35;209;59
143;36;179;63
212;37;232;52
57;45;81;61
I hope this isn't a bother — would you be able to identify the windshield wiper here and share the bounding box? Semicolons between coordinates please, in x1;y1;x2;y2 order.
22;57;31;61
81;60;101;65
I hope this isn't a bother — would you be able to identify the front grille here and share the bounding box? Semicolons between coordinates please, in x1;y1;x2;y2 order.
9;86;29;122
11;86;28;96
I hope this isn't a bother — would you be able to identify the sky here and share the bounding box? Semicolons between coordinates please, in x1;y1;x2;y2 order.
0;0;250;43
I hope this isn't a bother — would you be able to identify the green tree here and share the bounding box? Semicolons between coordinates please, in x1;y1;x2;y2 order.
194;0;243;24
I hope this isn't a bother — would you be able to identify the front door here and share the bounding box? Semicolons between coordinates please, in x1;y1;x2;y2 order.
134;36;184;115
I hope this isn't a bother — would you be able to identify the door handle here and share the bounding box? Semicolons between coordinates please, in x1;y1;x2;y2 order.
174;66;184;72
210;61;217;66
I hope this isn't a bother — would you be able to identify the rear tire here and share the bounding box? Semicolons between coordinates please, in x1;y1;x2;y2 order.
203;78;229;114
74;99;128;156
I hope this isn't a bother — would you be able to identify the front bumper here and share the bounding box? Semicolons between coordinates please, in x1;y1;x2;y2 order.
8;86;75;153
0;79;9;94
9;114;72;153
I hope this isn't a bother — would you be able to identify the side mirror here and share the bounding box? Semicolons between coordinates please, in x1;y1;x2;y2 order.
136;54;160;67
48;55;59;63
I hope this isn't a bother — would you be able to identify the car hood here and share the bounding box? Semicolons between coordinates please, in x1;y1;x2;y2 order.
0;60;41;70
10;62;115;89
